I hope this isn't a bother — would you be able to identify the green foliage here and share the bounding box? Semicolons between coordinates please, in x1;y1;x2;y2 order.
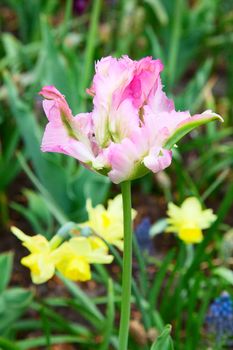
0;288;32;336
213;267;233;286
0;253;13;293
0;253;32;337
11;189;53;236
151;325;174;350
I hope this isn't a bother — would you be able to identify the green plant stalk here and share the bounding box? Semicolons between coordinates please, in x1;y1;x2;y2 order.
167;0;183;89
109;244;151;329
81;0;102;111
184;244;194;269
0;192;9;227
16;152;68;225
119;181;132;350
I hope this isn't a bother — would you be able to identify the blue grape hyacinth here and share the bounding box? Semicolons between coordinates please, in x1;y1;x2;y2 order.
206;292;233;346
135;217;153;254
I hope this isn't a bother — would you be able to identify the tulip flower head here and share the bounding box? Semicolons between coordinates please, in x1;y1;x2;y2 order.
166;197;217;244
40;56;223;184
82;194;137;250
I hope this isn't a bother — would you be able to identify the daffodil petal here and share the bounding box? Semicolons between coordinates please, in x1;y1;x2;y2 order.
166;197;216;244
21;253;55;284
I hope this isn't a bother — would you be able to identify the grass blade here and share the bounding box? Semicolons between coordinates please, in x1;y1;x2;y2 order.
100;279;115;350
149;249;175;311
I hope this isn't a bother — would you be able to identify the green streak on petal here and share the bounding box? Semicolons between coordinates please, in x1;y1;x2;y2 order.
164;114;223;150
61;111;78;140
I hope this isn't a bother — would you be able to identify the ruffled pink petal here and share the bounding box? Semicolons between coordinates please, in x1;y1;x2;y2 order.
40;86;104;168
39;85;65;101
147;77;174;113
109;98;139;141
88;56;167;147
163;110;223;149
92;56;135;106
39;86;72;123
143;107;190;135
41;117;97;165
143;148;172;173
42;100;62;124
116;57;163;109
107;139;139;184
41;117;70;154
63;141;103;167
176;110;223;129
90;57;137;146
107;132;173;183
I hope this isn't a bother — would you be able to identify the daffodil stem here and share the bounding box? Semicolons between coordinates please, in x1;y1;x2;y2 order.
119;180;132;350
185;243;194;269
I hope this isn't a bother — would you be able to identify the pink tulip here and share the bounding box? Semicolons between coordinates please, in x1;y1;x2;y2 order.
40;56;223;184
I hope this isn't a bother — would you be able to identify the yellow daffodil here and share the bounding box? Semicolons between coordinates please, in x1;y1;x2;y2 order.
11;226;59;284
12;226;113;284
53;236;113;281
83;194;137;250
166;197;217;244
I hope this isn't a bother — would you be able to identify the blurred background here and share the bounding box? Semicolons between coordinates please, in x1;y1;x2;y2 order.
0;0;233;349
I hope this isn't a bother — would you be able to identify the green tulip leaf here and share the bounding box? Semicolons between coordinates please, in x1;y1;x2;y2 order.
0;253;13;293
213;267;233;286
151;324;174;350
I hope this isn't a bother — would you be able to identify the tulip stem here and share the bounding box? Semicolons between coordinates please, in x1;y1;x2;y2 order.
119;180;132;350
